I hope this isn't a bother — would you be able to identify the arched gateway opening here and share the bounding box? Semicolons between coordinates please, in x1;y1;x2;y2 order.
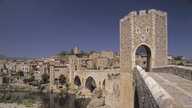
74;76;81;86
85;76;96;92
135;45;151;72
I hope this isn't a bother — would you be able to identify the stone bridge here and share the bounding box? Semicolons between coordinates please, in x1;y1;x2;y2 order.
69;9;192;108
73;69;119;93
134;65;192;108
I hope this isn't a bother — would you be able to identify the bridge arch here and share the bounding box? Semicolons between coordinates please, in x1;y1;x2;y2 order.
85;76;96;92
134;44;151;72
74;76;81;87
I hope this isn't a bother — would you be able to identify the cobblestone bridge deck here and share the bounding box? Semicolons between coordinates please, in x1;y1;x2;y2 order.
149;72;192;108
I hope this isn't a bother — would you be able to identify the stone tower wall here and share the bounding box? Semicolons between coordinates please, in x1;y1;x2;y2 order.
49;65;55;87
120;11;134;108
154;10;168;67
120;9;168;108
120;14;132;73
68;55;82;89
120;9;167;71
68;56;76;86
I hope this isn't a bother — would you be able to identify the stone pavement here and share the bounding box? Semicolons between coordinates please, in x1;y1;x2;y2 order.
148;72;192;108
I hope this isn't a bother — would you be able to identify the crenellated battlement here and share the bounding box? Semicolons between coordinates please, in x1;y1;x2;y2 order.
120;9;167;22
139;10;146;15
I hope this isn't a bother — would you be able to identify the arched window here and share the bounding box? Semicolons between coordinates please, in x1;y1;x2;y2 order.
74;76;81;86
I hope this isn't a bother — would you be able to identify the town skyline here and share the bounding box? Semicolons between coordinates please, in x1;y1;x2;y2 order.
0;0;192;59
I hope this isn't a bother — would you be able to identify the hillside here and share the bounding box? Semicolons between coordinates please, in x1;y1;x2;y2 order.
0;54;30;60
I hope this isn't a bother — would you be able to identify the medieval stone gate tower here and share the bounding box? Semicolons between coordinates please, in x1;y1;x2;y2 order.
120;9;168;108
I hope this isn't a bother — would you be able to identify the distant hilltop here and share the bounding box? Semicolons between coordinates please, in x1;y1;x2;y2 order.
0;54;30;60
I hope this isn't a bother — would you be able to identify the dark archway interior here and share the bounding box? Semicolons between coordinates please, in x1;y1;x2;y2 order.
74;76;81;86
85;77;96;92
135;45;151;72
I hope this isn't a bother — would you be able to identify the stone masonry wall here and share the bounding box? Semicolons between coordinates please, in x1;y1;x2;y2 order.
134;67;159;108
134;66;181;108
74;69;120;92
153;65;192;81
120;9;168;72
105;73;120;108
154;10;168;67
120;9;168;108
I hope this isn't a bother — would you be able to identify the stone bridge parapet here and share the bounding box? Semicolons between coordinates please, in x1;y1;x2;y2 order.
134;65;181;108
153;65;192;81
73;69;120;93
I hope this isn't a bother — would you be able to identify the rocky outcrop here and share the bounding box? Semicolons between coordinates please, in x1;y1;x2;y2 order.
87;97;111;108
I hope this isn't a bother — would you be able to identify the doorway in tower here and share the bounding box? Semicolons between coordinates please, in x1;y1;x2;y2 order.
135;45;151;72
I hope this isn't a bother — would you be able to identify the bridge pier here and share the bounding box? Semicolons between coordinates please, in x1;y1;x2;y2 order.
120;72;134;108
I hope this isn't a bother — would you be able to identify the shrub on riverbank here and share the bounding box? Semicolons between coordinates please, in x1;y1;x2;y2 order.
0;84;36;92
92;88;103;99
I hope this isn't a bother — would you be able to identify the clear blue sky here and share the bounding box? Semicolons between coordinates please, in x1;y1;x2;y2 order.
0;0;192;58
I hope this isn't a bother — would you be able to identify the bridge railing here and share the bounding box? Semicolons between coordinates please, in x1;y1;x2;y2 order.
134;65;182;108
74;69;120;73
153;65;192;81
83;69;120;73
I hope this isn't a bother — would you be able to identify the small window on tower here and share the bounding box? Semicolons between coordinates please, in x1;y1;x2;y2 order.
146;26;149;33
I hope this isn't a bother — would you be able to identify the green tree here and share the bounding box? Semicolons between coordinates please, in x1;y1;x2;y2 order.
23;79;28;84
16;70;24;76
0;71;5;76
81;50;88;56
28;69;34;78
177;62;184;66
89;50;96;54
75;50;88;58
91;80;96;88
59;74;66;85
28;76;35;82
174;56;183;60
59;50;70;56
40;73;49;84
